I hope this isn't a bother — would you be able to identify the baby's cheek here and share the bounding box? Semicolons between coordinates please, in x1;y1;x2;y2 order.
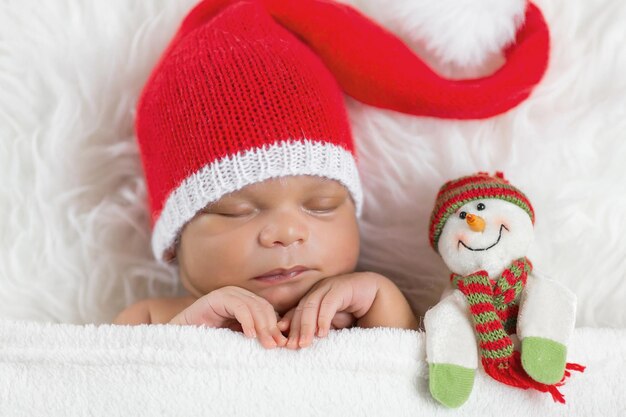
317;213;360;273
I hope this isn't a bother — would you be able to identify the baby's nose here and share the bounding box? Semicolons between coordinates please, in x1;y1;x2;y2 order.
259;213;309;247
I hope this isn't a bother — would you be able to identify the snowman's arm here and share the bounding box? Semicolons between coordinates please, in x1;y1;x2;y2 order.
424;283;478;369
517;271;576;345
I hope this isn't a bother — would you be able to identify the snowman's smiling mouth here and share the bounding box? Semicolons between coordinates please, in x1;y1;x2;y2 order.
458;224;509;251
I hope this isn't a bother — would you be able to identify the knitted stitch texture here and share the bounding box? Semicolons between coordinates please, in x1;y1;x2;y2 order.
137;0;355;224
136;1;361;260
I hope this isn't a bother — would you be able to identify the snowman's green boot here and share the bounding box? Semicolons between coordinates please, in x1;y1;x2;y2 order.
429;363;475;408
521;336;567;384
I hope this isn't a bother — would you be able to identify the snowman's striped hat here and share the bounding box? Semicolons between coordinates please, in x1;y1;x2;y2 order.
428;172;535;252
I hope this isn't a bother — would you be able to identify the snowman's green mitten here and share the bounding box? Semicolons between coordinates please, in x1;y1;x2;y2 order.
428;363;475;408
521;336;567;385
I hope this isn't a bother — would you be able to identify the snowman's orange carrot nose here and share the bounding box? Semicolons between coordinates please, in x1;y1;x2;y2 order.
466;214;486;232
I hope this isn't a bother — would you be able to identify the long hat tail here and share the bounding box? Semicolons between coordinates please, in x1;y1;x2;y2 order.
262;0;549;119
171;0;549;120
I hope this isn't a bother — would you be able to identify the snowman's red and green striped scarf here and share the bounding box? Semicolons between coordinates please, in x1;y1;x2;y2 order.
451;257;584;403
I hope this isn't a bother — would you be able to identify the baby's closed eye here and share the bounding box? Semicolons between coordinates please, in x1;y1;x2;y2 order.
303;196;345;213
205;202;257;218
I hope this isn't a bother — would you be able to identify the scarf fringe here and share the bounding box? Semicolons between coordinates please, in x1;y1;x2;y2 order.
482;351;586;404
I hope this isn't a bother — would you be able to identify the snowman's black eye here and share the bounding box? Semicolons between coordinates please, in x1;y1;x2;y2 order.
459;211;467;219
477;203;486;211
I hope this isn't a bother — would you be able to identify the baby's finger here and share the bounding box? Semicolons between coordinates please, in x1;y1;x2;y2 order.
278;308;295;330
277;310;294;334
270;324;288;347
249;303;279;349
299;288;331;348
316;291;343;338
277;320;289;332
229;301;257;339
286;307;303;350
262;303;287;347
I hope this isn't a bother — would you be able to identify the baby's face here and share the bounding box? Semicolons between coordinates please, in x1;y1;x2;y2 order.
175;175;360;315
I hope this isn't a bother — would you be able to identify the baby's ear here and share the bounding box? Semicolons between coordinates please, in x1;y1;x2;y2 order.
163;245;178;264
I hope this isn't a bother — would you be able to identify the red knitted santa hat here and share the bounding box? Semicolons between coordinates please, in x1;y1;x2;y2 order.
428;172;535;252
136;0;549;262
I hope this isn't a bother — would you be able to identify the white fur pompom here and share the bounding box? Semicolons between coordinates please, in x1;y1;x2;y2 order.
343;0;527;68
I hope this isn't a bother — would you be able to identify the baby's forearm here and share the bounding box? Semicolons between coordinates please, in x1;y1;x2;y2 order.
356;273;418;330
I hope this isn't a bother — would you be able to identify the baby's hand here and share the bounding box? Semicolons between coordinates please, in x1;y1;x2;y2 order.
168;286;287;349
277;309;355;339
278;272;380;349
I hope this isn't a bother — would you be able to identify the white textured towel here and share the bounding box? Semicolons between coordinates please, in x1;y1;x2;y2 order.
1;321;623;416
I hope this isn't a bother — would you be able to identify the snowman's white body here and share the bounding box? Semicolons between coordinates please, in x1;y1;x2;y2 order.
424;199;576;374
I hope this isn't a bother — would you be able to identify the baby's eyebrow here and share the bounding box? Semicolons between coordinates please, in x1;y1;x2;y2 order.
210;196;250;206
308;179;345;192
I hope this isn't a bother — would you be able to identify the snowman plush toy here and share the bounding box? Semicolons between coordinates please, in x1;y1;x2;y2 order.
424;172;584;408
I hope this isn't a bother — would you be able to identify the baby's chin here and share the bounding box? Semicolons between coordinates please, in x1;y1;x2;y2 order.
258;284;312;316
255;274;329;316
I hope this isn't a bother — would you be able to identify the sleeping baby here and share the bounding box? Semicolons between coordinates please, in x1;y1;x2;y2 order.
114;175;418;349
113;0;418;348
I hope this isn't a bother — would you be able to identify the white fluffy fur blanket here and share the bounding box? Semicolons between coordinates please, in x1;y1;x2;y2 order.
0;322;622;416
1;0;625;327
1;0;626;415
